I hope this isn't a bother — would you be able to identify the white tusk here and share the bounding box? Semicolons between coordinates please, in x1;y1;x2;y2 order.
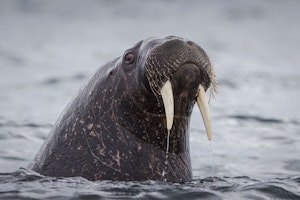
197;85;212;140
160;80;174;131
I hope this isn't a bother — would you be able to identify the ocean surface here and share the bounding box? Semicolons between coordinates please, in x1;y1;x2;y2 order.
0;0;299;199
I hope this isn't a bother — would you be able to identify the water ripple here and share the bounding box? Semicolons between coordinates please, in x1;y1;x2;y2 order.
41;73;87;86
229;115;284;124
0;169;299;200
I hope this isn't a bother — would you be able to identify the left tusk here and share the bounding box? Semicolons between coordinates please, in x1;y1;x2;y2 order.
160;80;174;131
196;84;212;140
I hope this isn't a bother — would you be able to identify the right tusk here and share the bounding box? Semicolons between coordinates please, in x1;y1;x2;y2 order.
197;84;212;140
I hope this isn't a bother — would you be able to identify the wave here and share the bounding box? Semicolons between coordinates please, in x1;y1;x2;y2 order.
0;168;299;200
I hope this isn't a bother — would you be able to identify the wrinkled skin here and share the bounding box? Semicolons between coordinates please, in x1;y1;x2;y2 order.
28;36;216;182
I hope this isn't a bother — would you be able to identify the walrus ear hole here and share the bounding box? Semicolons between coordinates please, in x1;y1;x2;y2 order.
124;52;135;65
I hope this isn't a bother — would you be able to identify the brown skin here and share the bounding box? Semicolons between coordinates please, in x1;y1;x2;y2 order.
28;36;215;182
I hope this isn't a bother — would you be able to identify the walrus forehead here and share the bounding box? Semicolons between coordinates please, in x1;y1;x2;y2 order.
137;36;186;63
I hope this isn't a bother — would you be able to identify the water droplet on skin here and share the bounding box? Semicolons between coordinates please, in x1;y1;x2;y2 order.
155;95;161;108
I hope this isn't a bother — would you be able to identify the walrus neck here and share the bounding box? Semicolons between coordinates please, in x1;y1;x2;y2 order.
116;89;192;155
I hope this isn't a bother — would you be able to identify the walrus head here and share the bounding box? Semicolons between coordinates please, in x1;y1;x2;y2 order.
115;36;217;151
140;36;216;137
29;36;217;182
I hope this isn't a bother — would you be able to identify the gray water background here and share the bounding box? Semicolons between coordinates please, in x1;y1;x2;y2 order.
0;0;299;199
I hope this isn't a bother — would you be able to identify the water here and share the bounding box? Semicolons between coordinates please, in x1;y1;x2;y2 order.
1;169;299;199
1;0;300;199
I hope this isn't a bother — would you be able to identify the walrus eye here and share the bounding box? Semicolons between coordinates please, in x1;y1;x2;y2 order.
124;52;135;64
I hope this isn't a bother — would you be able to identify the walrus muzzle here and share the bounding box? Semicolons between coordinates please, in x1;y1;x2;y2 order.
161;81;212;140
143;37;216;140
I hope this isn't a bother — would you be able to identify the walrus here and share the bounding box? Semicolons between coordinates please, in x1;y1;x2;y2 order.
28;36;217;182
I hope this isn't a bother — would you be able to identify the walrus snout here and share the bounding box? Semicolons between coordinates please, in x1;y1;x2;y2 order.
141;36;217;139
171;63;200;99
